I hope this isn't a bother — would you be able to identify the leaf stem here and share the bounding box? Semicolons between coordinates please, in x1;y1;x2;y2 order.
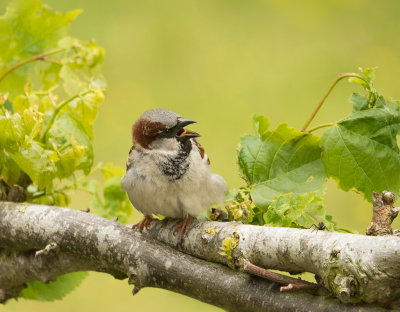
306;123;334;133
0;48;65;84
41;89;94;142
301;73;377;132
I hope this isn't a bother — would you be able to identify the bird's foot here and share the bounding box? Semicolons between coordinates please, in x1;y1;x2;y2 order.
173;215;194;245
132;215;156;233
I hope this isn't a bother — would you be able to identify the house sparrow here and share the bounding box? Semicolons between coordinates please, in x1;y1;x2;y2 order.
121;108;228;243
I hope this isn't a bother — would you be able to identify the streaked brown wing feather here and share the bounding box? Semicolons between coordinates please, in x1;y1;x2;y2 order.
194;140;210;165
126;145;135;171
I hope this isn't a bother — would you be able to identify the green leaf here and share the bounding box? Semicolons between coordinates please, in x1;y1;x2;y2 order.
321;95;400;202
350;92;369;113
9;141;56;189
263;192;333;230
82;174;132;224
19;271;88;301
238;123;326;210
0;0;81;99
360;67;376;82
12;94;40;113
59;38;106;96
46;112;93;175
63;89;104;126
0;113;25;153
0;150;21;186
252;114;270;140
100;162;125;182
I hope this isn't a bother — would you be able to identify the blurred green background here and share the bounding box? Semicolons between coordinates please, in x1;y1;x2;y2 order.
3;0;400;311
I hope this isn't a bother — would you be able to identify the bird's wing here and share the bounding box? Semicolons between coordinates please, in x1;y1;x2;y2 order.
194;140;210;165
126;145;135;171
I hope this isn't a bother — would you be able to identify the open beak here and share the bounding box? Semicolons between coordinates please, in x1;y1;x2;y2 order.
179;129;201;138
177;118;200;138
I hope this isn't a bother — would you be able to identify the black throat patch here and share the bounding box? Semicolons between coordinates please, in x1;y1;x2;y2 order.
157;139;192;181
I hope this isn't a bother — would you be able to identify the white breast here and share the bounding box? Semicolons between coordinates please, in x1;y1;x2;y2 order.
121;140;228;218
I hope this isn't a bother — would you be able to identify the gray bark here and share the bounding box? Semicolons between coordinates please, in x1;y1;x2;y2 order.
0;202;398;311
145;218;400;305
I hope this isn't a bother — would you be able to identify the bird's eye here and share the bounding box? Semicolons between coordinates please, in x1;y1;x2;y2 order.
164;129;171;135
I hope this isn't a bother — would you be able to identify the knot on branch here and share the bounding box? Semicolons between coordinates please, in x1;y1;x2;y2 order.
366;191;400;236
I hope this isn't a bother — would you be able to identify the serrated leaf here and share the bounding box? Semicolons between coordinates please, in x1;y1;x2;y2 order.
12;94;40;113
238;123;326;210
46;112;93;175
350;92;369;113
59;38;106;96
263;192;333;230
9;141;56;189
64;89;104;126
0;150;21;186
19;271;88;301
321;95;400;203
0;113;25;153
0;0;81;99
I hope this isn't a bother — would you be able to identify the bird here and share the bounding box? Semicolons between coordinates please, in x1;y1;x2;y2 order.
121;108;228;244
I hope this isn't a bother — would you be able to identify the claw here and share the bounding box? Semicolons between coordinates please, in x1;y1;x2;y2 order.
173;216;193;245
132;215;156;233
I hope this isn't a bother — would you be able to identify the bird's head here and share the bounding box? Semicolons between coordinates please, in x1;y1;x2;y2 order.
132;108;200;150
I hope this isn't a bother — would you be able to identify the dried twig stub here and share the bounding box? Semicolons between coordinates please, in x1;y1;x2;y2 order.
366;191;400;236
35;243;59;257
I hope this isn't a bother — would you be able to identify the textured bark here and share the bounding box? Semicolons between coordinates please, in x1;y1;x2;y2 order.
146;218;400;305
0;202;398;311
366;191;400;236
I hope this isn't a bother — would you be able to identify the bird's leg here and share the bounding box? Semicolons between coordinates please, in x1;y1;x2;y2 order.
174;215;193;245
132;215;156;232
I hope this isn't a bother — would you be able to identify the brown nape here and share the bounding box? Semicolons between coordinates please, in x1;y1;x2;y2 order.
132;118;166;149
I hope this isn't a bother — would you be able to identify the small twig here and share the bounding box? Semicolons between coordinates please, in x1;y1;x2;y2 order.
42;58;63;65
0;48;65;83
280;284;319;292
35;243;58;257
305;123;334;133
301;73;376;131
80;208;90;213
243;259;328;295
243;259;311;286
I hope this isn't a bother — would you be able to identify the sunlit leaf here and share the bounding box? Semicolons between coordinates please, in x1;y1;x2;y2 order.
9;141;56;189
46;112;93;175
0;113;25;153
0;150;20;186
63;89;104;126
0;0;81;99
12;94;40;113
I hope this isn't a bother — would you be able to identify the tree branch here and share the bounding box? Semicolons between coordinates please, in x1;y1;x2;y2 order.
145;214;400;305
0;202;398;311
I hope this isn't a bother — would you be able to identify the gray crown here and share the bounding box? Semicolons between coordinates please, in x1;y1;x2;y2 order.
140;108;181;128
